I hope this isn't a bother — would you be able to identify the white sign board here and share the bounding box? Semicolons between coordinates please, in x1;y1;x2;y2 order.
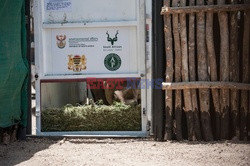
44;27;138;75
45;0;72;11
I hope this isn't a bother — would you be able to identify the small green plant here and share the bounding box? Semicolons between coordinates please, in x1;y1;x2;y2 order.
41;101;141;132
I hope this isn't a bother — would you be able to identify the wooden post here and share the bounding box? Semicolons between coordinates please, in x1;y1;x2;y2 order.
179;0;196;141
249;94;250;141
172;0;183;141
163;0;174;140
197;0;214;141
240;0;250;140
229;0;240;139
188;0;202;141
218;0;230;140
206;0;221;140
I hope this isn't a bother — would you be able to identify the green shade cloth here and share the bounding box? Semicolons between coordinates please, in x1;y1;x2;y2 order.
0;0;28;128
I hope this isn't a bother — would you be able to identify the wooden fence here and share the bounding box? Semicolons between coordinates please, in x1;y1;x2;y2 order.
161;0;250;141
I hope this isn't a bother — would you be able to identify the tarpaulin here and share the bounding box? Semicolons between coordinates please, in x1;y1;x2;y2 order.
0;0;28;128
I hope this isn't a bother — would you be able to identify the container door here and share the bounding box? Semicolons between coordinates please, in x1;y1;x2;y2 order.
34;0;147;137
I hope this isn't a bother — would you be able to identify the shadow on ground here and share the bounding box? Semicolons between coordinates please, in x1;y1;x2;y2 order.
0;137;148;165
0;138;56;166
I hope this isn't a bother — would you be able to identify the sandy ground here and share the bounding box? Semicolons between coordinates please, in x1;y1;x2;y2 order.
1;88;245;165
0;138;249;166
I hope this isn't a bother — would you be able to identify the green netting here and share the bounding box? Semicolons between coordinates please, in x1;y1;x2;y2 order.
0;0;28;128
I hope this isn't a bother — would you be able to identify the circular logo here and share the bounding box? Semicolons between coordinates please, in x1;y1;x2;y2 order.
104;53;121;71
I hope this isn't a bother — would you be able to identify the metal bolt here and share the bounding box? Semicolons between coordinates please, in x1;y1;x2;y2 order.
35;74;39;80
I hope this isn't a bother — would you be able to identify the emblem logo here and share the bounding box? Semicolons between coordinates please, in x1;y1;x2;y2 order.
106;30;119;45
68;54;87;72
104;53;121;71
56;35;66;49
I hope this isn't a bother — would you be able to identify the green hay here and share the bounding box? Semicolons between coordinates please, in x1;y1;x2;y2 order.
41;101;141;132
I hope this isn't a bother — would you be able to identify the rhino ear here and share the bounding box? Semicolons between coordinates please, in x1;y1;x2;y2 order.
56;35;59;40
64;35;66;40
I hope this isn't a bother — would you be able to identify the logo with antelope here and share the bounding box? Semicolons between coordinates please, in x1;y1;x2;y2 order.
106;30;119;45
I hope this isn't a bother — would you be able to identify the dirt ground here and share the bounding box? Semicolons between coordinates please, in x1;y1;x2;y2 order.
0;138;249;166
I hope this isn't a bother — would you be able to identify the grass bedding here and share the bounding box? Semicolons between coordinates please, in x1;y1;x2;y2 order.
41;101;141;132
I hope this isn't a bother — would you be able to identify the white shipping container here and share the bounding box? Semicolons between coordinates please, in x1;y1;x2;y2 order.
34;0;152;137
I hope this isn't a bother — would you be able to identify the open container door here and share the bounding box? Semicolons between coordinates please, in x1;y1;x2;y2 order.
34;0;148;137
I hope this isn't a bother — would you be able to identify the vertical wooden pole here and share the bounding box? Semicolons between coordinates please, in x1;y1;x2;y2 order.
240;0;250;140
206;0;221;140
180;0;196;141
172;0;183;141
218;0;230;140
229;0;240;139
248;94;250;140
189;0;202;141
163;0;174;140
248;90;250;141
197;0;213;141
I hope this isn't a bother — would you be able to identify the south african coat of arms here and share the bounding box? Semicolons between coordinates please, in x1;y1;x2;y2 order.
68;55;87;72
56;35;66;49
